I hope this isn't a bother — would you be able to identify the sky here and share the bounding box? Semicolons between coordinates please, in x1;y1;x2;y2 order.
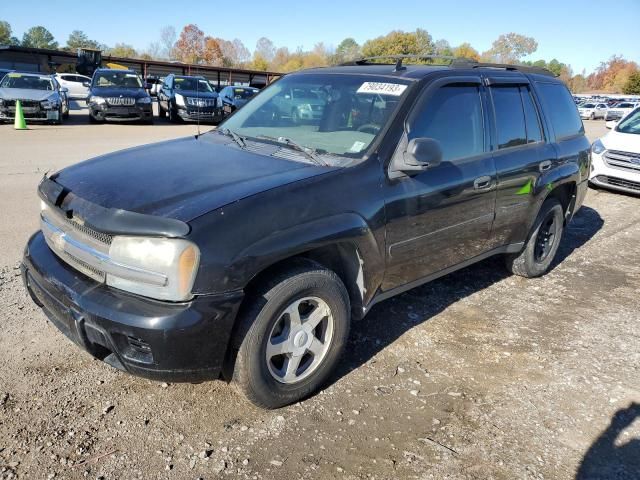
1;0;639;74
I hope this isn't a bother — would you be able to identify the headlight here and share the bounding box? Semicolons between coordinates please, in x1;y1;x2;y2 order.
175;93;185;107
106;236;200;301
137;96;151;104
41;96;60;110
90;96;106;105
298;103;312;112
591;139;606;155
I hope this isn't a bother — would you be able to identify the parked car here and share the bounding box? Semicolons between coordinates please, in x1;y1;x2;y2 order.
86;68;153;124
0;68;13;81
578;102;608;120
55;73;92;99
21;60;590;408
145;76;164;97
219;85;259;115
604;102;639;121
0;72;69;124
157;74;223;123
590;107;640;194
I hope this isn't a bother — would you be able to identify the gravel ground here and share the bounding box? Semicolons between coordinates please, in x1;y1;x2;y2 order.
1;116;638;480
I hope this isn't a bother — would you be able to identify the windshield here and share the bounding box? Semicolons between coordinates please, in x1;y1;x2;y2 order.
0;73;54;91
582;103;595;108
93;71;143;88
616;108;640;135
174;77;213;93
220;74;410;157
617;103;634;108
231;87;258;99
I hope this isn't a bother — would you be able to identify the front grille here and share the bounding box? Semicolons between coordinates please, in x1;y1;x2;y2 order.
64;216;113;245
595;175;640;192
604;150;640;172
2;99;41;108
106;97;135;106
186;97;216;107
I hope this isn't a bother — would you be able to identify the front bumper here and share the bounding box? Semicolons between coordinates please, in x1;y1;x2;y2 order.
22;231;244;382
0;103;60;122
589;152;640;195
176;106;224;123
90;103;153;122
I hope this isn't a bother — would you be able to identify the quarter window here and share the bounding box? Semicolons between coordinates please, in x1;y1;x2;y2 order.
409;84;484;162
536;82;584;139
491;86;527;149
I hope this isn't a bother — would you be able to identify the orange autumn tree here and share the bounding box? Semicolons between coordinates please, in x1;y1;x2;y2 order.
174;24;205;64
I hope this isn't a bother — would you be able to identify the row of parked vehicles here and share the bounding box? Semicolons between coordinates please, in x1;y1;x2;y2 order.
574;96;640;121
0;68;259;125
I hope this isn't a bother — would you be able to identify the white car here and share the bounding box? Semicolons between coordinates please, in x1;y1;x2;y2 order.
590;107;640;195
54;73;92;99
579;102;608;120
605;102;639;121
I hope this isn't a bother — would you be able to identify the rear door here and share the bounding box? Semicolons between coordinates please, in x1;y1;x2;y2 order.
485;76;556;247
382;75;497;290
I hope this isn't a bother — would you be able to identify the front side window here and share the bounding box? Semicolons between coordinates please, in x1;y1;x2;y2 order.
93;71;142;89
536;82;584;139
409;84;484;162
491;86;527;149
220;74;411;158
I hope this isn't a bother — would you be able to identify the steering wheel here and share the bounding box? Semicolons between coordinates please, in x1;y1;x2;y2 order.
357;123;381;134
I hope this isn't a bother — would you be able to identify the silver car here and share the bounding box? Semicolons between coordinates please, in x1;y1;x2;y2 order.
55;73;92;99
0;72;70;124
578;102;608;120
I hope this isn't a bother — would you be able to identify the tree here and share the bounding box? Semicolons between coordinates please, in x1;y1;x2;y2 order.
65;30;100;51
433;39;452;57
255;37;276;62
174;24;205;64
108;43;138;58
216;38;250;67
588;55;638;93
21;26;58;49
232;39;251;65
483;33;538;64
362;29;434;58
453;42;480;61
203;36;223;66
0;20;19;46
623;72;640;94
159;25;177;60
250;53;269;71
333;38;360;64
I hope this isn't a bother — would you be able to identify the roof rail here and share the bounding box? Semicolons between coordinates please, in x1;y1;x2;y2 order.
342;54;457;71
450;59;556;77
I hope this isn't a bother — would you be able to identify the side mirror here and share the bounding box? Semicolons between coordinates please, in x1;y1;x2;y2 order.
82;82;90;88
389;137;443;178
605;120;618;129
60;87;69;93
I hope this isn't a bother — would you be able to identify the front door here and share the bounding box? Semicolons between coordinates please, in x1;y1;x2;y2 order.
382;76;497;291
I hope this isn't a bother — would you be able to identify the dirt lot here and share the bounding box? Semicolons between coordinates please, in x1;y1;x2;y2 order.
0;114;638;480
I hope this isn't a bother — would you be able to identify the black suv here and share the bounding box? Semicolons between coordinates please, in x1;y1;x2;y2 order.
87;68;153;124
22;58;590;408
218;85;259;115
158;74;224;123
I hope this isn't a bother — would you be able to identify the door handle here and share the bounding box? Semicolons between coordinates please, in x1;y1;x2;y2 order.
539;160;552;172
473;176;492;190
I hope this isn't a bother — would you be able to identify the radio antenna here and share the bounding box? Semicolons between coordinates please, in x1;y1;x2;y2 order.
196;63;201;137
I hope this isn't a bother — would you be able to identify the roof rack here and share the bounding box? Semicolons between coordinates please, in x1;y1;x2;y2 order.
340;55;556;77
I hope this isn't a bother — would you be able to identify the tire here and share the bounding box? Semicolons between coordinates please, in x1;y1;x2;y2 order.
88;113;100;124
63;105;69;120
168;105;179;123
589;113;595;120
505;198;564;278
291;108;300;124
158;103;166;119
230;259;350;408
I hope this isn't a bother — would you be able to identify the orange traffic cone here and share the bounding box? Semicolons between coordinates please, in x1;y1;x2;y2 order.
14;100;27;130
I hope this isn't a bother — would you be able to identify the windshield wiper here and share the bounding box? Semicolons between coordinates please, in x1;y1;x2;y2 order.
220;128;246;148
256;135;327;166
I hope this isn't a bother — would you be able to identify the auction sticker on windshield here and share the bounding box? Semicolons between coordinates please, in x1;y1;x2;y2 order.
357;82;407;96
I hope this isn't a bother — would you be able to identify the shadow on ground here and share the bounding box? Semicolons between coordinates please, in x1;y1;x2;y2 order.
576;402;640;480
331;205;604;384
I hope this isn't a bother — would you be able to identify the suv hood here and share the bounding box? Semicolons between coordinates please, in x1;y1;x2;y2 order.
602;129;640;152
52;133;337;222
0;88;55;101
90;87;148;98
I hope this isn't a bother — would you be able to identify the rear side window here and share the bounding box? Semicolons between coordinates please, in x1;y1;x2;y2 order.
409;85;484;162
536;83;584;139
491;86;527;149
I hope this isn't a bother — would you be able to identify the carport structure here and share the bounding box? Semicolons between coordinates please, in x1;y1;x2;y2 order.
0;45;282;88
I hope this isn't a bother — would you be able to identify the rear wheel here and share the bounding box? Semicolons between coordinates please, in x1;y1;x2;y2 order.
230;260;350;408
505;198;564;278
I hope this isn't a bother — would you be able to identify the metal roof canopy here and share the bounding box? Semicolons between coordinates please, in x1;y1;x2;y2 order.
0;45;282;86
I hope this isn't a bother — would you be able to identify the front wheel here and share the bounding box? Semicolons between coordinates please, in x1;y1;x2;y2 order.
505;198;564;278
230;260;350;408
